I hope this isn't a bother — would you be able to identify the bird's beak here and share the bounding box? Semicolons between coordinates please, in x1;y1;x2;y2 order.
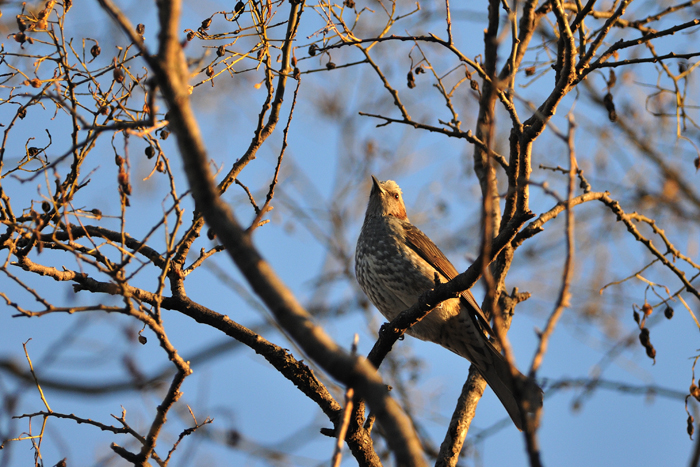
371;175;384;194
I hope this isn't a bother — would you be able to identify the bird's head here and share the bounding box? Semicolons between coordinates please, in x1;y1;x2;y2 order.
365;175;408;220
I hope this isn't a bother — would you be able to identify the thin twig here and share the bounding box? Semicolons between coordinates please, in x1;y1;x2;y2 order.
331;334;359;467
529;114;577;377
22;341;52;413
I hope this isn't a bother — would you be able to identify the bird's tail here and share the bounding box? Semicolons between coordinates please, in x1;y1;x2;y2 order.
430;307;543;430
438;321;542;430
478;348;542;431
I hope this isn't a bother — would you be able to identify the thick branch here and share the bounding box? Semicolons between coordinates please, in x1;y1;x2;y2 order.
147;1;426;464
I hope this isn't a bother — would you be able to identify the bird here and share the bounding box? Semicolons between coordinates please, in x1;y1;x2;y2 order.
355;175;541;430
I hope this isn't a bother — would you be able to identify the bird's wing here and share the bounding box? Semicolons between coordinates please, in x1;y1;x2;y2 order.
401;222;459;278
401;222;496;337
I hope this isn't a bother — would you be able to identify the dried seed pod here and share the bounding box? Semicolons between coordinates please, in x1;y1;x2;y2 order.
206;65;214;77
90;44;101;58
217;45;225;57
207;228;216;240
114;66;125;84
186;30;195;41
639;327;650;346
235;1;245;13
41;201;51;212
690;383;700;401
16;16;27;32
160;129;170;140
633;309;640;325
36;8;49;22
136;23;145;35
470;79;479;91
115;155;124;166
138;335;147;345
326;61;336;70
524;66;536;76
145;146;155;159
645;345;656;360
642;301;653;316
664;306;674;319
603;92;617;122
688;414;695;439
36;17;48;30
407;70;415;89
308;43;318;56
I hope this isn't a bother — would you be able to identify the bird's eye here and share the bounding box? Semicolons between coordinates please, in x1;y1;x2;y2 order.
393;194;399;200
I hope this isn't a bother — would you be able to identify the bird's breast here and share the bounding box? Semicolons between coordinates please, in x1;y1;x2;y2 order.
355;218;450;328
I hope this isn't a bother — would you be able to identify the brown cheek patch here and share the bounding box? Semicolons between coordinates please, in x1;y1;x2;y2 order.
397;204;406;219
